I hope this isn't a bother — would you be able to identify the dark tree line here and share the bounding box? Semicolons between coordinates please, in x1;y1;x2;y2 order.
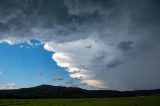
0;85;159;99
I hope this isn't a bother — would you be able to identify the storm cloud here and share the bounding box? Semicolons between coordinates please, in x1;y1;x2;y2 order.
0;0;160;90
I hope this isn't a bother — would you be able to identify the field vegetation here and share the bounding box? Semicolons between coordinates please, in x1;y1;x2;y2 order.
0;95;159;106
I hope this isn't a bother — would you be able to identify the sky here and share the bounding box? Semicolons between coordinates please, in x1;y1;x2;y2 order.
0;40;74;89
0;0;160;91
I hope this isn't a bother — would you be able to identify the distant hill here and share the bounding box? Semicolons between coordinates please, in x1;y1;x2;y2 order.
0;84;160;99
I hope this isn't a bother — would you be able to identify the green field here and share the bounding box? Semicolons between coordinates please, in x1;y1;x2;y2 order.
0;96;159;106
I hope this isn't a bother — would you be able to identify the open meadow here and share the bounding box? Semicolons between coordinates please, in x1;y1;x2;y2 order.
0;96;159;106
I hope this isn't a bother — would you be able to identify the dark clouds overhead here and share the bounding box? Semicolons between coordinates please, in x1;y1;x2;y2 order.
118;41;133;51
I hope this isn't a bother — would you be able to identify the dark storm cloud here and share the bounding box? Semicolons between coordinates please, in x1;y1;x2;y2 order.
0;0;124;43
0;0;84;42
95;52;105;61
85;45;92;49
106;60;122;68
128;0;160;42
118;41;133;51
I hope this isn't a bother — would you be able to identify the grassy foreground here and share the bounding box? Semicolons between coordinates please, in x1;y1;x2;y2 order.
0;96;159;106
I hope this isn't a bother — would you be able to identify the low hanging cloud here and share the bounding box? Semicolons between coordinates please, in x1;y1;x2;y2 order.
0;83;18;90
0;0;160;90
53;77;64;81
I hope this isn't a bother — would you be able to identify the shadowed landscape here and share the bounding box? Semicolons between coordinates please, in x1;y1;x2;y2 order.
0;85;160;106
0;96;159;106
0;85;160;99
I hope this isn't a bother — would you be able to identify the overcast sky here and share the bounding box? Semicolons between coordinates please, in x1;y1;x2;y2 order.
0;0;160;91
